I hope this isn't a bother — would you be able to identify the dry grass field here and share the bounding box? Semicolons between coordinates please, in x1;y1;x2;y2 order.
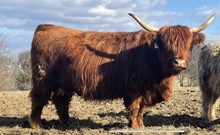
1;82;220;135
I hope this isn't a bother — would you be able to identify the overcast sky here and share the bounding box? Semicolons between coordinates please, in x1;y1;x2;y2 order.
0;0;220;57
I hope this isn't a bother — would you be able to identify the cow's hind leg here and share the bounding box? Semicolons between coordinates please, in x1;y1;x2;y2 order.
124;96;142;128
202;92;219;121
51;88;72;126
29;86;51;129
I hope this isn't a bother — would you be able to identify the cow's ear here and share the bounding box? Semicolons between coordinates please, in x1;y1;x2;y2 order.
192;32;205;46
144;32;157;46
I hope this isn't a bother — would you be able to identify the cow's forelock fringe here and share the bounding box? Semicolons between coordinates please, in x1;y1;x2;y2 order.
158;25;193;52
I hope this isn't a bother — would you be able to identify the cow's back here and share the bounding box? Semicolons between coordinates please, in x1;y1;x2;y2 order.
32;24;85;52
31;24;84;56
198;42;220;95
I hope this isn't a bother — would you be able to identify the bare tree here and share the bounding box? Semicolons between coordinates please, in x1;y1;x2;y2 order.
15;51;31;90
177;72;185;87
0;34;16;91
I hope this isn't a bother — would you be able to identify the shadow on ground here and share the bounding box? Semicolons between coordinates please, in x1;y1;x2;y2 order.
99;111;220;129
1;112;220;130
0;116;103;130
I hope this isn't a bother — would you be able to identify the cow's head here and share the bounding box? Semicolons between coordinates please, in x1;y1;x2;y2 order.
129;13;215;75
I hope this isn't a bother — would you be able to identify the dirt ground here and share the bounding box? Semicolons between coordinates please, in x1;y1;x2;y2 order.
1;82;220;135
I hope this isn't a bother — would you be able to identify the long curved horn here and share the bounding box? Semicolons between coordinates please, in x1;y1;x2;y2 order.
128;13;159;32
190;14;216;32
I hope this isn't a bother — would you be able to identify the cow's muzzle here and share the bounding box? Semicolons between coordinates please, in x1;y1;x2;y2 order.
169;57;187;70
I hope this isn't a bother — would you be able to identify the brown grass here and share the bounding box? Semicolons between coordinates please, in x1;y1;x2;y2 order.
1;82;220;135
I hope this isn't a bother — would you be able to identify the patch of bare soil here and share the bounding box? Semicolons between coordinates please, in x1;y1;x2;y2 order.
1;84;220;135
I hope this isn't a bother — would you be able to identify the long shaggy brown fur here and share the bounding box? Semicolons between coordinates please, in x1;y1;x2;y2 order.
29;24;205;129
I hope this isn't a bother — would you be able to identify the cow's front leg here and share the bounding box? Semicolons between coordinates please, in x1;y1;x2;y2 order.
137;105;145;127
124;96;142;128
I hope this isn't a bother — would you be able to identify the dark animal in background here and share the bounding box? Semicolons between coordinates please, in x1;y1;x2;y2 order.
198;42;220;121
29;13;215;129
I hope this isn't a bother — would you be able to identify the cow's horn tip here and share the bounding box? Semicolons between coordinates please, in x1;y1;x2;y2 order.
212;13;216;19
128;13;134;16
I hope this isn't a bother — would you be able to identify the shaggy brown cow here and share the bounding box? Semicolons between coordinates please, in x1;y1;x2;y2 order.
198;42;220;121
29;13;215;129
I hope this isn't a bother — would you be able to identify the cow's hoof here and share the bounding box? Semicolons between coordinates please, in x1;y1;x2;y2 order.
129;121;139;129
29;117;43;129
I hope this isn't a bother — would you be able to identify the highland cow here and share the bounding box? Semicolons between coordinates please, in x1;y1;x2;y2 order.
29;13;215;129
198;42;220;121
